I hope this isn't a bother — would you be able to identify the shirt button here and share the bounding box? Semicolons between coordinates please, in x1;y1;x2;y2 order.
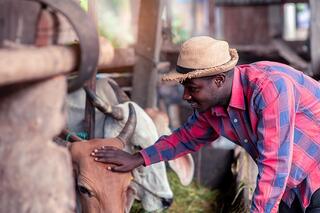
233;118;238;123
244;139;248;143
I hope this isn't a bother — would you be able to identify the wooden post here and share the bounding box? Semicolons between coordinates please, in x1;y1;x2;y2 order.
0;77;75;213
84;0;98;139
0;2;76;211
208;0;215;36
132;0;164;108
0;0;41;45
0;38;114;87
310;0;320;79
219;5;270;45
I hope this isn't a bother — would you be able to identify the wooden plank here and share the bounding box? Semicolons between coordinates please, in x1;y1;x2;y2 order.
272;38;309;72
231;44;277;55
131;0;164;108
208;0;216;36
220;5;270;45
0;38;113;87
99;48;135;70
216;0;308;5
0;0;41;45
310;0;320;79
84;0;98;139
0;76;75;212
282;0;308;3
130;0;141;42
35;10;56;46
99;66;134;74
268;4;283;39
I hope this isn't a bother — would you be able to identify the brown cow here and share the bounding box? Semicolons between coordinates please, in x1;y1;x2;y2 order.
69;103;136;213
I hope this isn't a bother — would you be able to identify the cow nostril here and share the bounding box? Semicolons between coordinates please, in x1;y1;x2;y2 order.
161;197;173;208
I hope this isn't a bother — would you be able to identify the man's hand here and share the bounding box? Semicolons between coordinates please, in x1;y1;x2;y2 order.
91;146;145;172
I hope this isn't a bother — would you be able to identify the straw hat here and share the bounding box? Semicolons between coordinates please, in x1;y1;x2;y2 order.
162;36;239;82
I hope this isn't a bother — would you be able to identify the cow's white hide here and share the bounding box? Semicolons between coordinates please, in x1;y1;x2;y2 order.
67;78;118;138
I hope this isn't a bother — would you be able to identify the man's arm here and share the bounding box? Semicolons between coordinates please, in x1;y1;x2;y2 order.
139;111;218;166
251;78;296;213
92;111;218;171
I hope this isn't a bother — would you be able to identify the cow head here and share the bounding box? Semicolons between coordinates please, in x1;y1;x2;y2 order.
83;87;175;211
69;103;136;213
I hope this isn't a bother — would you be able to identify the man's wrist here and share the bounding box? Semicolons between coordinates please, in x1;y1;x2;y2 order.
133;152;145;167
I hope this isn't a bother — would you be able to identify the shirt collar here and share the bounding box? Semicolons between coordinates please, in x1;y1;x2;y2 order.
210;66;246;117
228;66;246;111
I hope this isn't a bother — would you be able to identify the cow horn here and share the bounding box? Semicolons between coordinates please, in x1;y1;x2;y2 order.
84;87;124;120
107;79;130;103
116;103;136;144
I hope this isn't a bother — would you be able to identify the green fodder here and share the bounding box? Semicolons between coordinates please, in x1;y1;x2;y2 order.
131;170;220;213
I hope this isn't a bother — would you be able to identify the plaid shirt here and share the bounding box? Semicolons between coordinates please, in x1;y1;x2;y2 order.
140;61;320;212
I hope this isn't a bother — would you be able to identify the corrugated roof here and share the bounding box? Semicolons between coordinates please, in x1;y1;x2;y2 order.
216;0;282;6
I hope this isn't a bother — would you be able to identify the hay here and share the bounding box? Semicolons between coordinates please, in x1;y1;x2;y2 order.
131;170;220;213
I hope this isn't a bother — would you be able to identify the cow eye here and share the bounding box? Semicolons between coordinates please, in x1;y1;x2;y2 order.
78;185;93;198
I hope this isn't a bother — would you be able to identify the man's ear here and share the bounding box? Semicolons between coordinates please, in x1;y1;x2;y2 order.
213;74;226;87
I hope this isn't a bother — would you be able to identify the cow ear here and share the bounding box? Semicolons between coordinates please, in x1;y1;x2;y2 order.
168;153;194;186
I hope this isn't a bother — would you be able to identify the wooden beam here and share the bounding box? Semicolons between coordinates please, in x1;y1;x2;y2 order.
132;0;164;108
0;76;75;212
310;0;320;79
208;0;216;36
99;48;135;70
282;0;308;3
220;5;270;45
0;0;41;45
0;37;114;87
84;0;98;139
272;38;309;72
231;44;277;55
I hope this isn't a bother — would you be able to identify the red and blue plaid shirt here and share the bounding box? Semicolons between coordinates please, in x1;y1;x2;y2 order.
140;61;320;213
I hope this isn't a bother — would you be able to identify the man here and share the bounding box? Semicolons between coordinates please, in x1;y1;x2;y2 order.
91;36;320;213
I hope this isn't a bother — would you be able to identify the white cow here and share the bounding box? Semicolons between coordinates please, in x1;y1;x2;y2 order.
67;77;193;212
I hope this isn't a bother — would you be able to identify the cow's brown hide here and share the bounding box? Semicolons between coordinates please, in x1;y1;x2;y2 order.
70;138;134;213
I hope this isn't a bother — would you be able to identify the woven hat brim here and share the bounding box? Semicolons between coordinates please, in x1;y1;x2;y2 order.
162;48;239;82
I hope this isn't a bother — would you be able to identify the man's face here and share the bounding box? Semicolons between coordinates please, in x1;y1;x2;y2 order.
181;76;223;112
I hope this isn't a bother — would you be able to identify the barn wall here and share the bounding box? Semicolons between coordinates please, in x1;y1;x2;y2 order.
0;77;75;213
0;1;77;212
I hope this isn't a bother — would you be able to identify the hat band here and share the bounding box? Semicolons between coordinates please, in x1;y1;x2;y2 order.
176;65;196;74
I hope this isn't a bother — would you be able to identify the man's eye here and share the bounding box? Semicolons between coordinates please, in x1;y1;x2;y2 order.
78;185;93;198
190;87;199;93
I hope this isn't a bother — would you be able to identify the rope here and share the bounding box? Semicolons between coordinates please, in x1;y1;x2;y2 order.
65;131;88;141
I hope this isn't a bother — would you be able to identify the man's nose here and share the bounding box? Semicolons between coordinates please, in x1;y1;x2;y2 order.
183;89;191;100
